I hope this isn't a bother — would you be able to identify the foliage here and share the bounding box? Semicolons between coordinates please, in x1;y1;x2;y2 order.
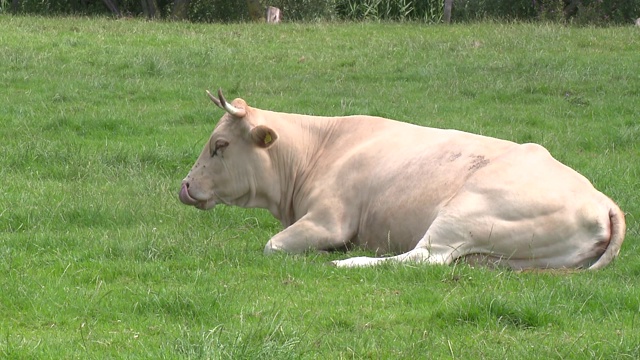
263;0;338;21
1;17;640;358
570;0;640;25
335;0;444;22
186;0;337;23
187;0;248;22
452;0;640;24
452;0;537;21
4;0;640;24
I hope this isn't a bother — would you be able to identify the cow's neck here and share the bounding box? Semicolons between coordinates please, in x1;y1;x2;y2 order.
263;111;342;227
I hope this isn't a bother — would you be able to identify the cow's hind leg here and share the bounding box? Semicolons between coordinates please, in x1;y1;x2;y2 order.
331;247;452;268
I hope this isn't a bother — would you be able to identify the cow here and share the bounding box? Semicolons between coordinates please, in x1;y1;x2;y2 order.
179;89;626;270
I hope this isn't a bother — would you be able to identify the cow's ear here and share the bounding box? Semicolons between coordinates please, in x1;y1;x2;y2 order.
250;125;278;148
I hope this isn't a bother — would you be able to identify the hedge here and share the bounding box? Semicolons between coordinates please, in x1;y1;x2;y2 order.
3;0;639;25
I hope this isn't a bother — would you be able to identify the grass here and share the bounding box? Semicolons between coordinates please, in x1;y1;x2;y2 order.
1;15;639;358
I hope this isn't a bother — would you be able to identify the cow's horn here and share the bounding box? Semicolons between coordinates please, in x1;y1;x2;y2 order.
207;88;246;117
206;89;222;107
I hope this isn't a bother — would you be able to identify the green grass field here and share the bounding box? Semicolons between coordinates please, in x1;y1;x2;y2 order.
1;16;639;358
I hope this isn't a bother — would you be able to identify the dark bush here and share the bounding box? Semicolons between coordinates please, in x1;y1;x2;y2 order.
452;0;537;21
452;0;640;24
570;0;640;25
187;0;248;22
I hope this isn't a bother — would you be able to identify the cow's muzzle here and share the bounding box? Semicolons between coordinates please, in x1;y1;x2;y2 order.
179;183;200;206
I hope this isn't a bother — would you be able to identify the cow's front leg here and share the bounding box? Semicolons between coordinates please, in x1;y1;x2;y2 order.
264;214;353;254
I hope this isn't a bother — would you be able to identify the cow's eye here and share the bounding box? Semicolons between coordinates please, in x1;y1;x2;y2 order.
210;139;229;157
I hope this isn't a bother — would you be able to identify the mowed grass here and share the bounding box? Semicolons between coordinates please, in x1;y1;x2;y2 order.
1;15;639;358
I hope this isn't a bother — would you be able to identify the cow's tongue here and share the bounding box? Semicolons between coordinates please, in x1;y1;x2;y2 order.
179;183;200;206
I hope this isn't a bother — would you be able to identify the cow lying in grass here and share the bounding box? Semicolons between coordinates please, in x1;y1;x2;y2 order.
179;89;625;270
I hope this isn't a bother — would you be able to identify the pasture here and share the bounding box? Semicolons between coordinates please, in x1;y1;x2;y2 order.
1;16;639;358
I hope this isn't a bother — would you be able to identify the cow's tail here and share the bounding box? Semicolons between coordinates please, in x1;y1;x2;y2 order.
588;203;626;270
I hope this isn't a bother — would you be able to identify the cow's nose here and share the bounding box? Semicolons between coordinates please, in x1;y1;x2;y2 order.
181;181;191;193
179;181;199;205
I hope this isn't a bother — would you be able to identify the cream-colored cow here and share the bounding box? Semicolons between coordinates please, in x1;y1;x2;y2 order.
179;90;625;270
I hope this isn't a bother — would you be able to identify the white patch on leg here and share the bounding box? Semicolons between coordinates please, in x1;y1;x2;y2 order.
331;256;385;268
331;248;438;268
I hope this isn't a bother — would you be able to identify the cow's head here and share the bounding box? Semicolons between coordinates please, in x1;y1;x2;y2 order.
179;89;279;211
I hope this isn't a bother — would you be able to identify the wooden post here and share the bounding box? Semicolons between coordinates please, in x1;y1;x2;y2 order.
443;0;453;23
266;6;281;23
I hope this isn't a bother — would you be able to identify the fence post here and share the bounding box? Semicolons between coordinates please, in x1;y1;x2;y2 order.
444;0;453;23
266;6;281;23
